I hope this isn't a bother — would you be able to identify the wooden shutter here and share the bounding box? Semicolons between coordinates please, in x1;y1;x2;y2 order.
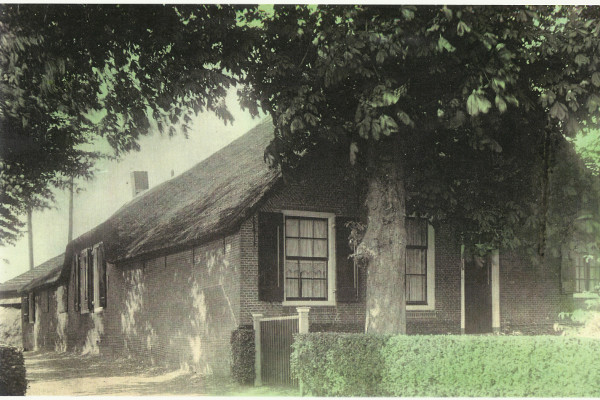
29;292;36;322
73;253;80;312
561;244;575;294
88;248;94;311
22;296;29;321
258;212;284;302
79;251;87;312
98;245;107;308
336;217;359;302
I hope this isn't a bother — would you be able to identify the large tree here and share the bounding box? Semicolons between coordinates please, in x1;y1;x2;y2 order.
1;5;599;332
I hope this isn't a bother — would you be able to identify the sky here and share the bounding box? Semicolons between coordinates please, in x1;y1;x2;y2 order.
0;89;265;283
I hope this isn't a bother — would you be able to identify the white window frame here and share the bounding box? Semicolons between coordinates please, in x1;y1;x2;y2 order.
406;223;436;311
282;210;336;307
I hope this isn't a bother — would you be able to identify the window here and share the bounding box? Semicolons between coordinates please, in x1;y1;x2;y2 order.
284;217;329;300
575;254;600;293
72;243;107;313
405;218;435;310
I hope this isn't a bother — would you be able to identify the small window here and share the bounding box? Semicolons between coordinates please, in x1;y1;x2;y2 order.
406;218;428;304
73;244;107;313
285;217;329;300
575;255;600;293
405;218;435;310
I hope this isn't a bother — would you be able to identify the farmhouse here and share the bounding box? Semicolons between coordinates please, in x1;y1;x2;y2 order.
17;118;592;375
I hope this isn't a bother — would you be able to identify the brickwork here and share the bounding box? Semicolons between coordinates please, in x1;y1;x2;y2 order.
499;251;567;334
240;160;465;334
23;233;242;376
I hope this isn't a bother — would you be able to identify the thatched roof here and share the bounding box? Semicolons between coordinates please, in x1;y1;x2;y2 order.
0;253;64;298
65;118;280;267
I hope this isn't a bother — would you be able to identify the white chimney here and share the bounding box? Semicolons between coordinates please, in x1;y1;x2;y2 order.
131;171;149;197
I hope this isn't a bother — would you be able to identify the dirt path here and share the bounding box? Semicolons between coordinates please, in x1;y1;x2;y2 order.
24;351;209;396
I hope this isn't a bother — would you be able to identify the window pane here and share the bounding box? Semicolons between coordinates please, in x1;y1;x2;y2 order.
299;239;313;257
286;238;299;257
299;219;313;238
286;278;299;298
314;220;327;238
286;260;299;298
407;219;427;247
314;239;328;258
286;218;299;237
286;260;299;278
406;249;426;275
313;261;327;278
407;275;426;303
300;261;313;297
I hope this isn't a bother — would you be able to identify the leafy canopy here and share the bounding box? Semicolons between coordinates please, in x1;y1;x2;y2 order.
1;5;599;257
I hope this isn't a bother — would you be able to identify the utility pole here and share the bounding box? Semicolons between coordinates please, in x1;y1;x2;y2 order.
27;206;33;270
68;176;73;243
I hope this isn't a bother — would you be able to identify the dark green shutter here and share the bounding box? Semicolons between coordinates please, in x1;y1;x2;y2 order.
22;296;29;320
88;248;94;311
73;253;80;312
336;217;359;302
98;245;107;308
258;212;284;302
30;293;36;322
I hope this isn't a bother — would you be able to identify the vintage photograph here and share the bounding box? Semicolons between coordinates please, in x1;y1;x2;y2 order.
0;4;599;396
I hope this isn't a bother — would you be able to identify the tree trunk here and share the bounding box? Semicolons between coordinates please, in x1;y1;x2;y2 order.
362;152;407;334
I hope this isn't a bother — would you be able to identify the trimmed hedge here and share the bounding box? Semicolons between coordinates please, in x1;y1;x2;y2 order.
292;333;600;397
0;345;26;396
230;327;255;385
291;333;387;396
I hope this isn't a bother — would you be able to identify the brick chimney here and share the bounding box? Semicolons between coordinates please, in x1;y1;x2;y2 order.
130;171;149;197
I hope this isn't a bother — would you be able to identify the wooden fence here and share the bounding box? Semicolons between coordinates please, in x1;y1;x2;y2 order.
252;307;309;387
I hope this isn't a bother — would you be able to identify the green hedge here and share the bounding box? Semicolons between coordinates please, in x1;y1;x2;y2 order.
230;327;255;385
292;333;600;397
0;345;26;395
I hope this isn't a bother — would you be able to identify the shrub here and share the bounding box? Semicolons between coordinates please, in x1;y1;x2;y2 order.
0;345;26;395
292;333;600;397
383;335;600;397
291;333;388;396
230;326;254;385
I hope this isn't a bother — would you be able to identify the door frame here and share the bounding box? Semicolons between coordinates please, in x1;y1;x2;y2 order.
461;248;500;334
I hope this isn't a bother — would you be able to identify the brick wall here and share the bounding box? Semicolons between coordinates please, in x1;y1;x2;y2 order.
26;232;242;376
499;251;566;334
239;158;464;334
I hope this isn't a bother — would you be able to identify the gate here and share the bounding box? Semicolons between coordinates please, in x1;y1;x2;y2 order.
252;307;310;387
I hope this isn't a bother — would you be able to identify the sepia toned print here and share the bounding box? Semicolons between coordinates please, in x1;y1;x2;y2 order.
1;4;600;396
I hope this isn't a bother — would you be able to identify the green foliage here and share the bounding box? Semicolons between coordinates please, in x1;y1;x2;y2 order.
0;345;27;395
291;333;388;396
292;333;600;397
230;327;255;385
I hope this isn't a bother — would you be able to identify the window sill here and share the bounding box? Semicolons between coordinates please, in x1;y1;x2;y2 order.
406;303;435;311
283;299;336;307
93;307;104;313
573;292;600;299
